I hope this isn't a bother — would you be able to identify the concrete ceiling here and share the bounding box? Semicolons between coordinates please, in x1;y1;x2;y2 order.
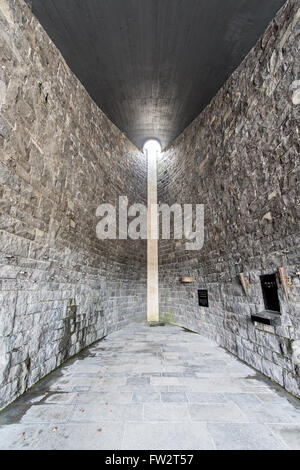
25;0;286;149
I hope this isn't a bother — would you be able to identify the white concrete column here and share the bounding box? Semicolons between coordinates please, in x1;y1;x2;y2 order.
145;141;160;322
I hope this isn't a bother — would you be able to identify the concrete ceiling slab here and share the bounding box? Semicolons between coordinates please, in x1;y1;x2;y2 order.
25;0;286;149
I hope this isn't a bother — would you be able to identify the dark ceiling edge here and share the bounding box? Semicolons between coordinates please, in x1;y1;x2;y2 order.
24;0;287;155
162;0;288;155
23;1;143;155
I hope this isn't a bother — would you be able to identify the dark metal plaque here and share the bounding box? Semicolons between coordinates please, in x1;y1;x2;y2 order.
198;289;209;307
260;274;280;313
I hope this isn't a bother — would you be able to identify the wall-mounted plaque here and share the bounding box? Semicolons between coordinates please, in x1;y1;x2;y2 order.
198;289;209;307
260;274;280;313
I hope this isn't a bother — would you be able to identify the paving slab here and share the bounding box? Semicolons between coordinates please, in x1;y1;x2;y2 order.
0;424;48;450
161;392;188;403
188;403;249;423
186;392;227;404
235;403;300;424
122;422;215;450
144;403;189;422
75;391;133;404
39;422;125;450
71;403;143;422
208;423;288;450
268;424;300;450
21;404;75;424
132;392;161;403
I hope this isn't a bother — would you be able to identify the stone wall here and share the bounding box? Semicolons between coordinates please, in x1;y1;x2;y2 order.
158;0;300;397
0;0;147;409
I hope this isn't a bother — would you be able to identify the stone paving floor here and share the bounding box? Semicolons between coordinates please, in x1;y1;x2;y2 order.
0;322;300;450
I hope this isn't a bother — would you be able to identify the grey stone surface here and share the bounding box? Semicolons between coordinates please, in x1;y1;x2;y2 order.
158;0;300;398
0;423;48;450
0;422;125;450
208;423;288;450
144;403;189;422
234;402;300;424
132;392;160;403
76;391;133;405
0;0;147;409
188;403;249;423
161;392;188;402
122;422;215;450
186;392;227;404
0;323;299;450
21;404;74;424
268;424;300;450
71;403;143;422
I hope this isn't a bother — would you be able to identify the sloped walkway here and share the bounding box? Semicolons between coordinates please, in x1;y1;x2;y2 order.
0;323;299;450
